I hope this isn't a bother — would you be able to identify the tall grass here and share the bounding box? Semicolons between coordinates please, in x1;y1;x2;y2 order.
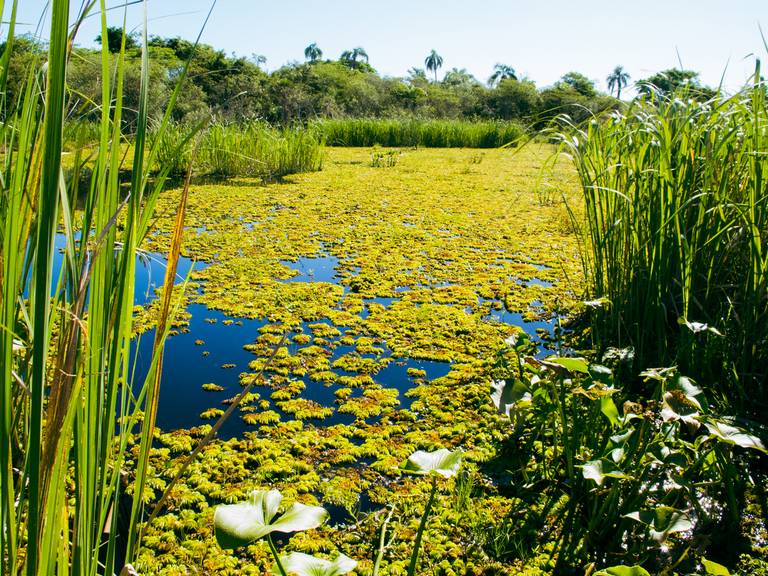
561;69;768;412
0;2;203;574
314;118;525;148
153;121;325;179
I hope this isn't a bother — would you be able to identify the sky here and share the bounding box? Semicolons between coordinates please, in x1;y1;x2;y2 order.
7;1;768;95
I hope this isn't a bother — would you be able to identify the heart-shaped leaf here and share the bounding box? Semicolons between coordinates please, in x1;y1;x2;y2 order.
274;552;357;576
580;459;629;486
661;391;700;428
402;448;462;478
214;489;328;549
702;418;767;452
491;378;530;417
625;506;692;542
594;567;651;576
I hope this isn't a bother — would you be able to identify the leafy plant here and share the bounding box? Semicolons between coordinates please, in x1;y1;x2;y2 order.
401;448;463;575
490;336;766;571
275;552;356;576
214;488;329;576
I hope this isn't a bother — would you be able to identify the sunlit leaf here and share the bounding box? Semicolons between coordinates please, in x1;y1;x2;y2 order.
490;378;530;417
669;374;703;402
580;459;629;486
274;552;357;576
625;506;692;542
594;567;651;576
602;347;634;365
546;356;590;374
702;418;767;452
678;317;723;336
402;448;462;478
583;297;611;309
661;391;700;428
214;489;328;549
601;396;621;427
701;558;731;575
589;363;614;385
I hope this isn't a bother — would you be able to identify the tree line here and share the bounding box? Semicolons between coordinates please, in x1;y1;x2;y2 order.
2;31;717;130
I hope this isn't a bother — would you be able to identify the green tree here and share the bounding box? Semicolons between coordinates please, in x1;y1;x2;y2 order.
424;49;443;83
487;78;540;120
606;65;630;99
304;42;322;63
557;71;597;97
637;68;715;99
488;63;517;87
443;68;478;87
340;47;369;70
95;26;138;53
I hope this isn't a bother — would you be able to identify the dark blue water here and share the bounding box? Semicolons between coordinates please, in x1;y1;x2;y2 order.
134;302;454;438
107;241;558;437
28;234;201;306
280;255;341;284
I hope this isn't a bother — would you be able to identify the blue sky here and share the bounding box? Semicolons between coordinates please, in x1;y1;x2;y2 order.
8;1;768;94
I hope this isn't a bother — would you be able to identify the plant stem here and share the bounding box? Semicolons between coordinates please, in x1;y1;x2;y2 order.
373;505;396;576
408;475;437;576
268;535;288;576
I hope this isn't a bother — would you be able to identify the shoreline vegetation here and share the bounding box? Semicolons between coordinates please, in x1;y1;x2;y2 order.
2;3;767;576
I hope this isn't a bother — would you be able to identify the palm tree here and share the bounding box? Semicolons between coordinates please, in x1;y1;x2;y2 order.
424;49;443;83
488;63;517;87
606;65;631;99
304;42;322;63
340;47;369;69
251;53;267;68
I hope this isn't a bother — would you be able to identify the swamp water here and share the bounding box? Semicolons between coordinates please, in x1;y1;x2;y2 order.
45;236;559;439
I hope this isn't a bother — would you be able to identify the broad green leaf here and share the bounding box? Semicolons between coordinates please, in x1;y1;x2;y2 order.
608;447;625;463
547;356;590;374
601;396;621;427
402;448;462;478
702;419;767;452
214;489;328;549
661;391;700;428
580;459;629;486
274;552;357;576
610;429;634;445
594;567;651;576
701;558;731;575
490;378;530;417
669;374;703;402
625;506;692;542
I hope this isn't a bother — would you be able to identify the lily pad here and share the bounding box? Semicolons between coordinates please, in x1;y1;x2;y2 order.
214;489;328;549
273;552;357;576
402;448;462;478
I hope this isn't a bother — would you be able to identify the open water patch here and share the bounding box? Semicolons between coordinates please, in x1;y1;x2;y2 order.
279;254;341;284
27;233;203;306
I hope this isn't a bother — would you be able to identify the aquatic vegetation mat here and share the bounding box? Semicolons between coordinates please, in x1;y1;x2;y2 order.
133;146;586;574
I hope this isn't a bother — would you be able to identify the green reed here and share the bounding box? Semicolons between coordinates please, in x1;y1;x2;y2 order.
153;121;325;179
560;67;768;411
314;118;525;148
0;1;206;574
